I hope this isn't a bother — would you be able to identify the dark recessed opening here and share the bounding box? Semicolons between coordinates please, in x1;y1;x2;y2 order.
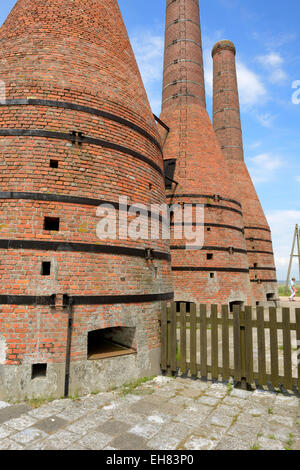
31;363;47;379
210;273;215;279
254;263;258;268
176;301;194;313
88;327;136;360
207;253;213;260
44;217;60;231
256;301;260;306
267;293;275;301
50;159;58;168
229;301;244;313
206;227;211;232
41;261;51;276
149;183;152;190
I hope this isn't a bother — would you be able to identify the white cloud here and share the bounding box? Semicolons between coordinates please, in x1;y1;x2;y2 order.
257;52;288;84
258;52;283;68
130;31;164;114
266;210;300;280
248;152;284;184
203;48;213;97
236;62;267;108
204;47;267;109
255;112;276;128
131;33;164;85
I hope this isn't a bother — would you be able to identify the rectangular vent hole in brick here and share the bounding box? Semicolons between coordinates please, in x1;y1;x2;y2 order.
44;217;60;231
267;293;275;301
41;261;51;276
88;327;136;361
207;253;213;260
210;273;215;279
31;363;47;379
50;159;59;168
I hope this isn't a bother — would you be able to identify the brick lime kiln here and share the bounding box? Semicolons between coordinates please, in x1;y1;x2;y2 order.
0;0;173;400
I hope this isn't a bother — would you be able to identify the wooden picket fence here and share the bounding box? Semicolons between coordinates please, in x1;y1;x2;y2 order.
161;303;300;391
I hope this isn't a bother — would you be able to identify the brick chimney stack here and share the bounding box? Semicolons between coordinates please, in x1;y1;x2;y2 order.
161;0;206;112
159;0;251;306
212;40;278;305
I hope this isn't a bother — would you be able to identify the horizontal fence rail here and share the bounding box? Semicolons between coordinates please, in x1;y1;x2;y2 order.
161;303;300;392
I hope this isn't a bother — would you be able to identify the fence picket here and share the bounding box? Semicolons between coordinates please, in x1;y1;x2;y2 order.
200;304;207;378
269;307;279;388
257;307;266;386
244;306;254;385
211;305;218;380
221;305;230;381
170;302;177;373
160;304;167;371
180;303;187;374
233;305;241;382
190;303;197;376
282;308;292;391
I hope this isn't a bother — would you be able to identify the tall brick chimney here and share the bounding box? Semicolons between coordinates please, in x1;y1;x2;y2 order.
159;0;252;306
0;0;173;400
212;40;278;305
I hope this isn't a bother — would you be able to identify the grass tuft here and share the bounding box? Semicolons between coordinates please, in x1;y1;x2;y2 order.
119;377;155;396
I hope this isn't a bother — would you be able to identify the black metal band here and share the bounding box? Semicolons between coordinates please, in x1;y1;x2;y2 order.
170;222;244;234
166;18;201;31
172;267;250;273
165;59;204;71
170;245;247;254
166;39;202;49
0;239;171;261
245;226;271;233
168;202;243;216
250;280;277;283
246;238;272;243
166;193;242;208
0;99;162;153
163;80;204;91
0;129;163;176
0;292;174;306
0;192;169;225
162;93;204;105
249;267;277;271
248;250;274;255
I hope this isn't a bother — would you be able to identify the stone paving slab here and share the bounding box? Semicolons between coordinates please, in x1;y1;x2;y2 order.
0;376;299;450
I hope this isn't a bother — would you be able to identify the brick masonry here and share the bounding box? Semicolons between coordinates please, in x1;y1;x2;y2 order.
0;0;173;400
159;0;252;306
212;40;278;304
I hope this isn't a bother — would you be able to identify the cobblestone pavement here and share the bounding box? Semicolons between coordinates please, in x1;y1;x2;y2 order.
0;377;299;450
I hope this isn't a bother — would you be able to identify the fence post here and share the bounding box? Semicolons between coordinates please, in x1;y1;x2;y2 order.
240;309;248;390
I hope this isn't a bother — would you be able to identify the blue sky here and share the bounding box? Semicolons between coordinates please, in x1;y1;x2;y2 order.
1;0;300;280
